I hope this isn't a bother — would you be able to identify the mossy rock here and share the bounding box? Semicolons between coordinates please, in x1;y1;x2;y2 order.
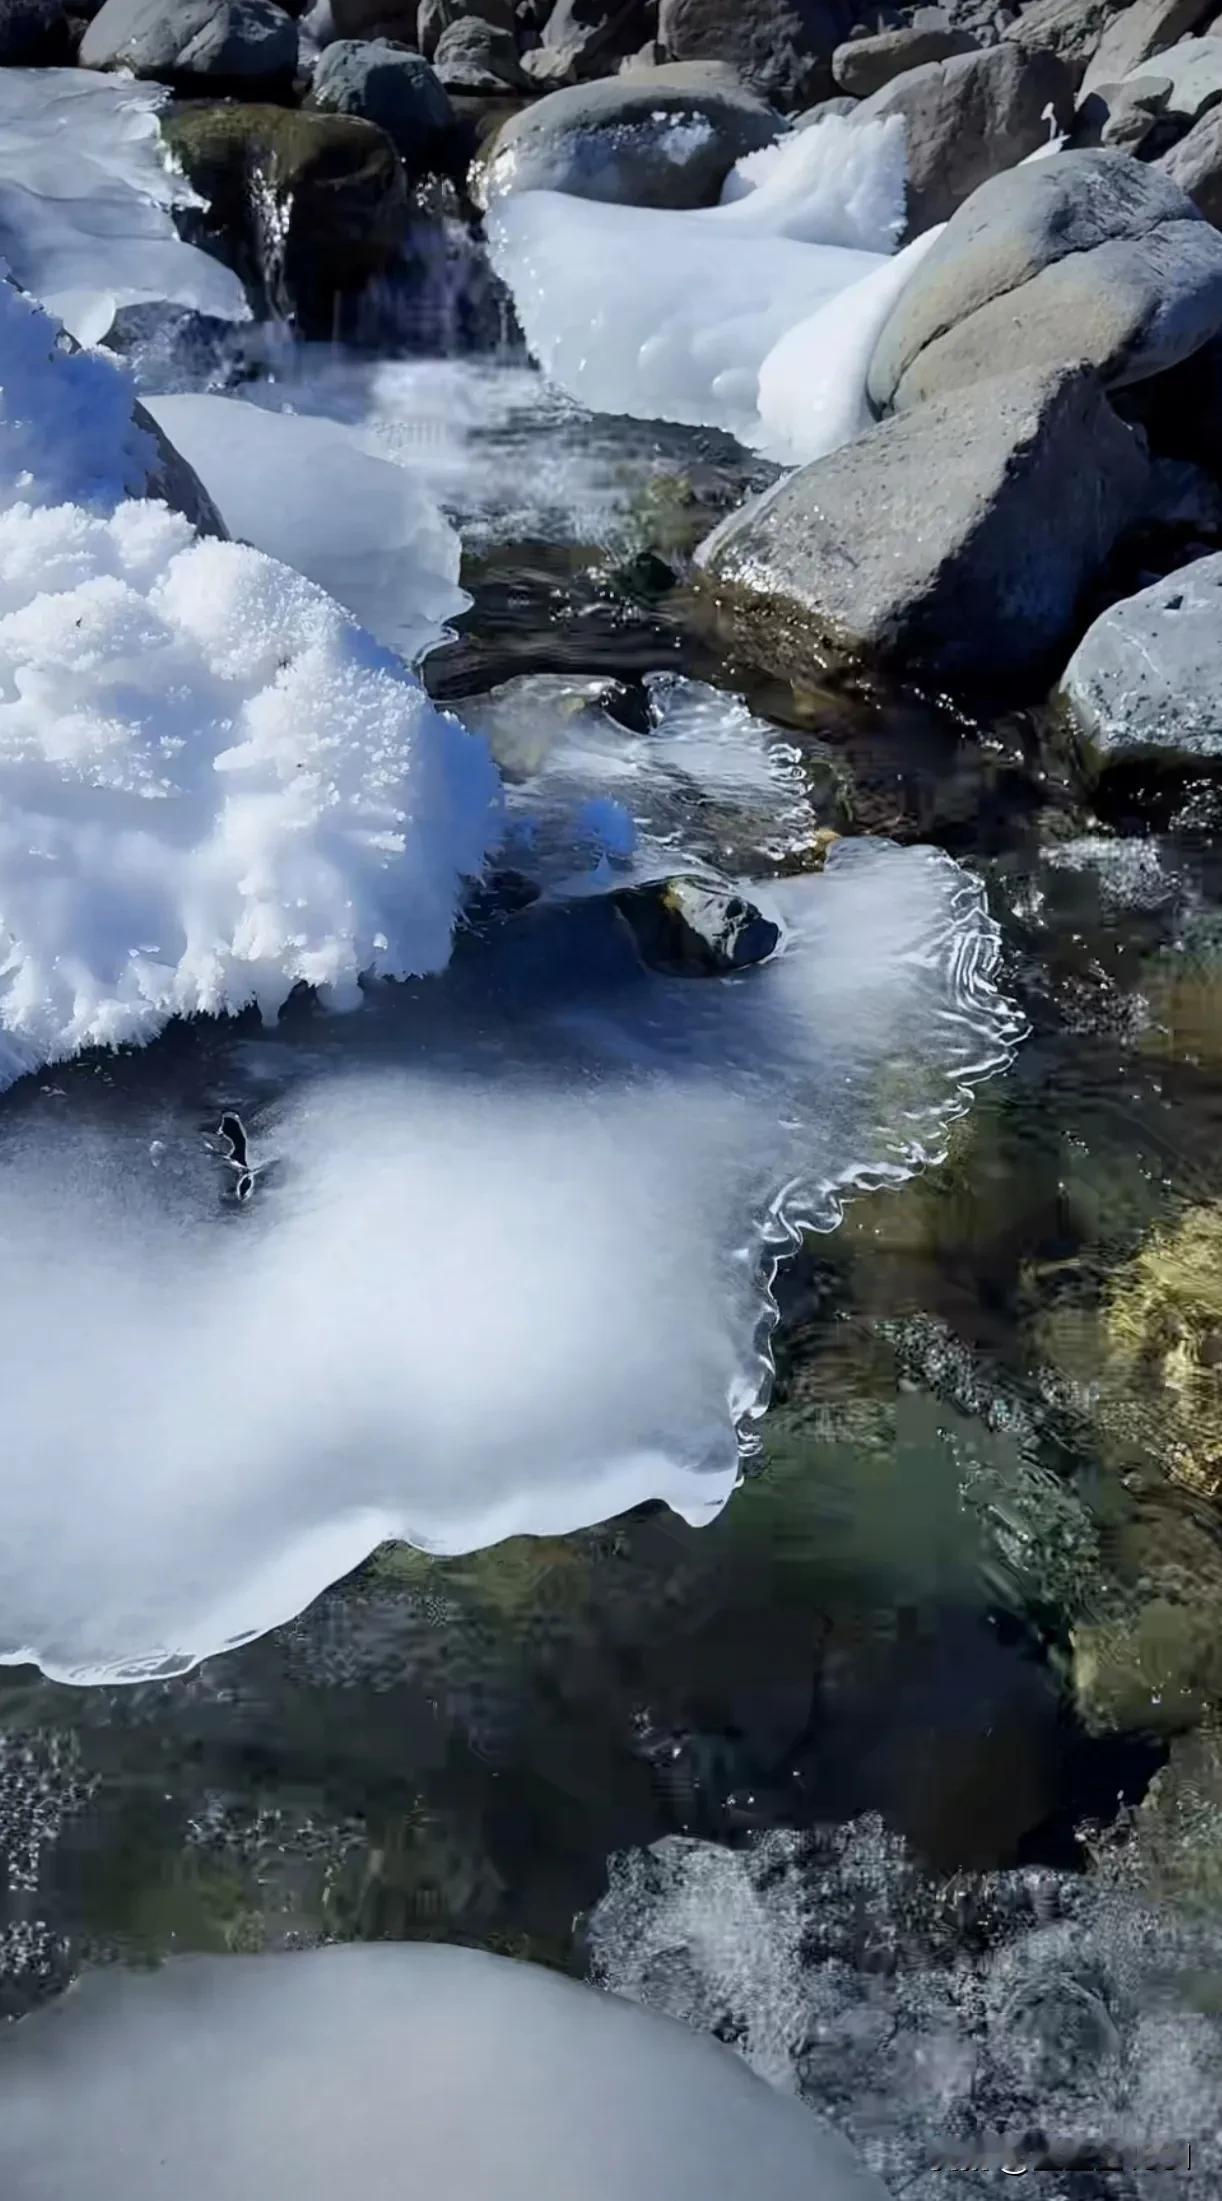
163;102;407;330
1104;1204;1222;1501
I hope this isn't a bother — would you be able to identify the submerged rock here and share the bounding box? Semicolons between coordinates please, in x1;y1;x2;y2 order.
307;41;460;173
1061;553;1222;773
0;1945;888;2201
80;0;298;80
832;19;976;101
852;44;1072;237
1105;1204;1222;1499
614;877;781;976
656;0;847;109
473;60;781;206
163;102;408;330
697;364;1147;685
867;151;1222;413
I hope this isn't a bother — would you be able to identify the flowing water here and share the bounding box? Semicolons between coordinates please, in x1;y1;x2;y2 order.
5;268;1222;2196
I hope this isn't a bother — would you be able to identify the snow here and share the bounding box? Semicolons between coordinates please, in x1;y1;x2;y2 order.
0;277;500;1091
0;1944;887;2201
0;68;248;344
143;393;469;663
487;115;911;459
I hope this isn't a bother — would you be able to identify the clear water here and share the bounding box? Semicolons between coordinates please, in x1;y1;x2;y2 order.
5;297;1222;2198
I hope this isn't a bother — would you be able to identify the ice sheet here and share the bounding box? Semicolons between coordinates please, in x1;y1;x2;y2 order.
0;1944;887;2201
0;830;1019;1683
487;116;911;457
0;68;247;343
144;392;468;663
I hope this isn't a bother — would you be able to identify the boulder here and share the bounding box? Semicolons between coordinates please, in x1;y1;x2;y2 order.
1161;103;1222;224
867;151;1222;412
80;0;297;77
656;0;852;110
433;12;526;83
696;363;1148;684
832;19;976;99
1004;0;1124;84
473;60;780;205
614;877;781;975
1082;2;1221;97
795;92;857;123
1128;33;1222;126
308;39;459;169
416;0;514;46
162;103;407;330
1061;553;1222;773
851;44;1073;236
0;0;72;60
1073;73;1178;155
539;0;648;76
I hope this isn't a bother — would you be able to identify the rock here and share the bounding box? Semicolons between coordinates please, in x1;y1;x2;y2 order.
1162;102;1222;224
162;103;407;331
539;0;646;76
697;363;1147;685
852;45;1073;236
867;152;1222;412
473;60;780;205
1073;73;1177;156
1132;33;1222;128
1003;0;1124;84
0;0;72;60
1081;0;1220;97
795;92;857;123
308;40;458;170
433;12;526;84
416;0;514;47
1061;552;1222;772
832;19;976;99
80;0;297;78
614;877;781;975
656;0;852;110
133;401;229;537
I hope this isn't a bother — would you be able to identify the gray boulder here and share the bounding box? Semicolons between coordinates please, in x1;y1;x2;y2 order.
696;363;1148;684
656;0;852;110
851;44;1073;236
1061;553;1222;772
433;12;526;84
1004;0;1125;83
80;0;297;77
473;60;780;205
1080;0;1218;96
1073;73;1177;155
0;0;71;60
416;0;515;51
308;41;458;169
539;0;647;75
796;92;857;123
867;151;1222;412
1161;103;1222;224
1126;34;1222;126
832;19;976;99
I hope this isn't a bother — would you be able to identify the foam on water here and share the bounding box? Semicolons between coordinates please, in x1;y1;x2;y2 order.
0;68;248;344
590;1819;1222;2199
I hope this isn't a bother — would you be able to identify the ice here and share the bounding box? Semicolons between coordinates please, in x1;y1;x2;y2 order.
0;68;247;344
0;278;499;1090
464;669;824;890
0;817;1019;1682
487;117;908;453
0;1944;887;2201
143;393;468;663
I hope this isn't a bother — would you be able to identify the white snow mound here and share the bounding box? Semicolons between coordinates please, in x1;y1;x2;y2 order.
0;278;500;1089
